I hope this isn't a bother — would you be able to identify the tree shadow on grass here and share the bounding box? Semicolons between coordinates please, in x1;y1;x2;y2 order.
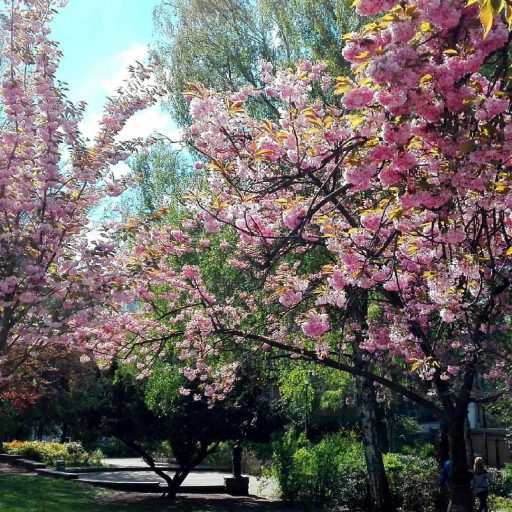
0;475;100;512
0;473;319;512
99;493;320;512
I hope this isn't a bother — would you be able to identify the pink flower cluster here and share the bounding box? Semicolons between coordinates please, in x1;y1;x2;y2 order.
302;313;330;338
342;87;374;110
356;0;398;16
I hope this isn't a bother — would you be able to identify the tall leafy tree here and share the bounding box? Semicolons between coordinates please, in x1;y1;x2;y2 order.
125;142;196;217
151;0;359;126
99;362;282;497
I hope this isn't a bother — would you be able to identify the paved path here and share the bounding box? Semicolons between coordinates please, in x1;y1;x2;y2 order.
99;458;277;497
103;457;164;467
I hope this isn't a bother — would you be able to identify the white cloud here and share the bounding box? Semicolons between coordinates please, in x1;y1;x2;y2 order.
76;40;182;145
80;112;102;142
70;42;185;226
79;103;182;147
100;43;149;95
110;161;131;180
117;104;178;141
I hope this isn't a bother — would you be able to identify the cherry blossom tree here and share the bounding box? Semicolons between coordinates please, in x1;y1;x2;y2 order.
0;0;159;380
90;1;512;511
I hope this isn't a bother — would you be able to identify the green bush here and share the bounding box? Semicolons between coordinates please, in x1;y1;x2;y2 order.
3;441;103;467
267;429;369;509
384;453;440;512
202;441;232;468
489;465;512;498
400;443;436;459
97;437;135;458
493;496;512;511
151;440;175;463
268;429;440;511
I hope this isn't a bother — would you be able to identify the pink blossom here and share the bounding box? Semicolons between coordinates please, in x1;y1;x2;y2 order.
356;0;397;16
361;212;382;231
447;366;459;376
330;271;347;291
475;97;509;122
182;266;201;279
375;88;407;114
279;290;302;307
342;87;374;110
440;309;456;323
283;208;306;230
302;313;329;338
315;341;330;359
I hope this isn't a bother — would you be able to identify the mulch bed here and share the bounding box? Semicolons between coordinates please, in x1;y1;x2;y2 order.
97;492;296;511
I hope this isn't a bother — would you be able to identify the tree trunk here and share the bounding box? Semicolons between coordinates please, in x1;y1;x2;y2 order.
120;438;177;496
357;377;396;512
60;421;69;444
438;417;450;463
464;417;474;467
167;469;190;498
447;413;474;512
385;401;395;453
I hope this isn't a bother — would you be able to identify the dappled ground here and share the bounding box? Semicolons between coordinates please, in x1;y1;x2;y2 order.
3;465;512;511
98;493;309;511
0;465;312;512
81;469;277;497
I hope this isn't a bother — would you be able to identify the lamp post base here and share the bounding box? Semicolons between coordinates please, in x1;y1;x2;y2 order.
224;476;250;496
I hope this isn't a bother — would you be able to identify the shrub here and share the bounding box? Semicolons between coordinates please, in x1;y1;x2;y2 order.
268;429;440;512
488;465;512;498
97;437;135;458
384;453;440;512
400;443;436;459
152;440;175;463
493;496;512;511
267;429;369;509
3;441;103;467
199;442;266;475
202;441;232;468
242;448;265;476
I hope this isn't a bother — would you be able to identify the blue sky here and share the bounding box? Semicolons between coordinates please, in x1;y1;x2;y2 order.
50;0;180;228
51;0;177;143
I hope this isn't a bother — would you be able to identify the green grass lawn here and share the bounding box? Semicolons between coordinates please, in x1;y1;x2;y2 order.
0;475;299;512
8;474;512;512
0;476;145;512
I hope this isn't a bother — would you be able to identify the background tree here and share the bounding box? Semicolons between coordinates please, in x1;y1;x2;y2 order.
99;362;283;497
0;347;105;443
151;0;359;126
124;142;196;217
276;361;358;438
